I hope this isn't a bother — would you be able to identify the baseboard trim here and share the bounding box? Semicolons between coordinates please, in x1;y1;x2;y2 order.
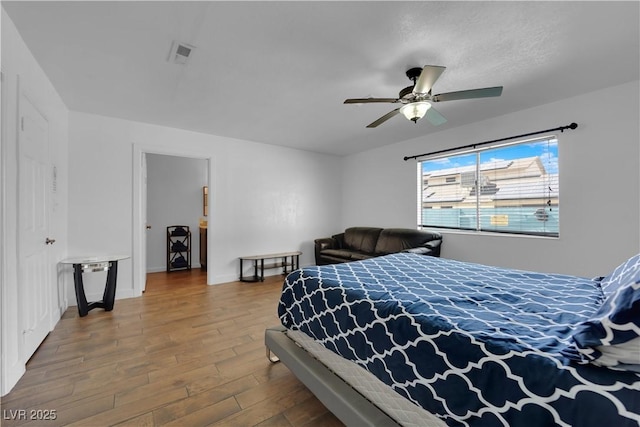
1;359;25;397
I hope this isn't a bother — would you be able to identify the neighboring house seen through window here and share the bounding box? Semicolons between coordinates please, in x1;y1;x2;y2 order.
418;137;559;237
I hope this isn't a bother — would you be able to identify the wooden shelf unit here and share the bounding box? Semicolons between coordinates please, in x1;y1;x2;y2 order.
167;225;191;272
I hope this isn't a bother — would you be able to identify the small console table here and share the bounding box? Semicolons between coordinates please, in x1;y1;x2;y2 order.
239;251;301;282
60;255;129;317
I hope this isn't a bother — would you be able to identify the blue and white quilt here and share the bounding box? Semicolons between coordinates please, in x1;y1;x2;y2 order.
278;253;640;427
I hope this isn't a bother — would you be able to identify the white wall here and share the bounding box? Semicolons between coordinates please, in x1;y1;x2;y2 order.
146;153;208;272
341;80;640;278
1;8;69;395
67;111;341;301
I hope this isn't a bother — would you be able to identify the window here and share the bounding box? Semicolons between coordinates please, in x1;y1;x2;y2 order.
418;137;559;237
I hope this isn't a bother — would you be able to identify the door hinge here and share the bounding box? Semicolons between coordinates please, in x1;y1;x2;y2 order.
21;117;24;131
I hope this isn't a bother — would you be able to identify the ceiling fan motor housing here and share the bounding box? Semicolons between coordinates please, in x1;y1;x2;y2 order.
406;67;423;81
399;86;415;101
401;67;430;101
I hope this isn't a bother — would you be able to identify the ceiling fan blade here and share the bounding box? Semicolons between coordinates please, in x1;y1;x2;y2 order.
344;97;399;104
366;108;400;128
413;65;446;95
432;86;503;102
424;106;447;126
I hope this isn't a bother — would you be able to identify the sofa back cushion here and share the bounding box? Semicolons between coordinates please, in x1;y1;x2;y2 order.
374;228;442;255
344;227;383;253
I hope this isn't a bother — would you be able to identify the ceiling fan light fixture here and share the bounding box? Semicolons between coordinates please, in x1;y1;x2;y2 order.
400;101;432;123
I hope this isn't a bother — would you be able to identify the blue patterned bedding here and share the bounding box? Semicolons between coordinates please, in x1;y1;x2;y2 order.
278;253;640;427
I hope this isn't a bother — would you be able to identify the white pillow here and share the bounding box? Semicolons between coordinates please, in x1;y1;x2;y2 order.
594;336;640;367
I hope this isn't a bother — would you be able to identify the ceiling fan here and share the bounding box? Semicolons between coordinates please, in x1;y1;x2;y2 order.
344;65;503;128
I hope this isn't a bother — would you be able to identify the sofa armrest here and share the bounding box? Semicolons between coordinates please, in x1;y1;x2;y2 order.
402;247;434;256
423;239;442;257
315;237;337;251
402;238;442;257
314;237;337;265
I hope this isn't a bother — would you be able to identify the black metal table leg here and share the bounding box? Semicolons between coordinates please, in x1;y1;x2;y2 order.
102;260;118;311
239;252;301;283
73;260;120;317
73;263;90;317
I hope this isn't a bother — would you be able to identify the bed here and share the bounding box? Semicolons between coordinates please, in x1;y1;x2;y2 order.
265;252;640;426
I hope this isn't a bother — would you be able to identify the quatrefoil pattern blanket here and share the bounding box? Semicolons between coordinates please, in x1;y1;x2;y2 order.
278;253;640;427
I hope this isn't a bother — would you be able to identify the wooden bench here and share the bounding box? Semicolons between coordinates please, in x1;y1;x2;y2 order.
239;251;302;282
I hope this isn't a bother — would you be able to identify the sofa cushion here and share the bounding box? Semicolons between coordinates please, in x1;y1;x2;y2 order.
344;227;383;253
350;251;373;261
320;249;355;260
374;228;441;255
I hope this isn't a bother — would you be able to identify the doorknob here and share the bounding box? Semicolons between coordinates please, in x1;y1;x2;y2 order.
45;238;56;245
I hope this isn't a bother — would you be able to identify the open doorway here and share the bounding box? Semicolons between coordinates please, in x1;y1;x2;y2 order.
132;144;213;297
146;153;208;274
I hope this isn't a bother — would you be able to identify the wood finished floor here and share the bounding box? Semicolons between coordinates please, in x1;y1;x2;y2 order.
0;269;344;427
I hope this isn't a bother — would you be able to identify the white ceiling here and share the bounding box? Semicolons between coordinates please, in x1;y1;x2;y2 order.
3;1;639;156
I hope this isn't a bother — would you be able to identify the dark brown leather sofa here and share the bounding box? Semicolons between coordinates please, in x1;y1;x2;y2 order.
314;227;442;266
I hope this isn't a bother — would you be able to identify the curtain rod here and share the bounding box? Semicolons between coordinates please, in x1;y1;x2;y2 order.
403;122;578;161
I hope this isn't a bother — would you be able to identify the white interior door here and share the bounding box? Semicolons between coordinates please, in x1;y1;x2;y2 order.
18;92;52;359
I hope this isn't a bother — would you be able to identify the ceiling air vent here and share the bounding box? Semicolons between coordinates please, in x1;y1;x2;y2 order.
168;41;195;65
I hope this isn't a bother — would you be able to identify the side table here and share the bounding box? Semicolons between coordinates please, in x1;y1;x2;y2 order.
60;255;130;317
239;251;301;282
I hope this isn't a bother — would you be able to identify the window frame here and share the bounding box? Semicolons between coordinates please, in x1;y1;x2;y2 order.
417;136;559;238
